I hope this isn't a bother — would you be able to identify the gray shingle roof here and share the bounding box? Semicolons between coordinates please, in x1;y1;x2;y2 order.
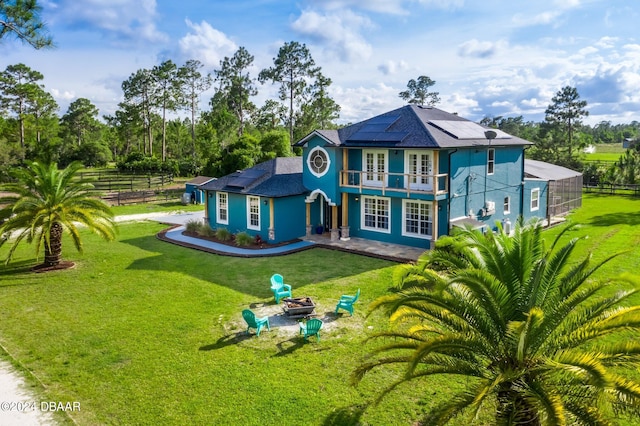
296;105;533;149
199;157;306;198
186;176;215;185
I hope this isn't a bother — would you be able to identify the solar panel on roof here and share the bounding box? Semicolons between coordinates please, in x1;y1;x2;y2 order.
428;120;511;140
359;123;394;132
366;115;399;127
227;169;266;188
346;131;408;142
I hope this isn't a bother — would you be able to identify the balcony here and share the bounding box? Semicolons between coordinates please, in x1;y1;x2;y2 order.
340;170;448;196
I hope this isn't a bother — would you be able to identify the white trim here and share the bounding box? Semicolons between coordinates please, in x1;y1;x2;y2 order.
531;188;540;212
305;188;336;206
404;150;433;191
361;195;391;234
295;130;337;147
307;146;331;178
503;196;511;215
362;149;387;187
487;148;495;175
401;199;433;239
247;196;261;230
216;192;228;225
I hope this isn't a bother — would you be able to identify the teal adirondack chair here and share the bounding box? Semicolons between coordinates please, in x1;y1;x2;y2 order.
335;288;360;316
270;274;292;303
242;309;270;336
299;318;323;342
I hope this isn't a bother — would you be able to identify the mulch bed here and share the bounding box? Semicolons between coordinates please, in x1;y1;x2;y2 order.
182;231;299;250
31;261;76;273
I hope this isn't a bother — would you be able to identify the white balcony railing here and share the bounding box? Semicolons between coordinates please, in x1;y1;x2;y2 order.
340;170;448;196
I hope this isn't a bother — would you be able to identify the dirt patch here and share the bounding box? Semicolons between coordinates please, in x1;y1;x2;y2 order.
31;261;76;273
240;302;356;335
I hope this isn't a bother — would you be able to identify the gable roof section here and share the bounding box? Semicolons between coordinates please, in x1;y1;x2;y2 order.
200;157;306;198
296;129;340;146
295;104;533;149
524;159;582;181
186;175;215;185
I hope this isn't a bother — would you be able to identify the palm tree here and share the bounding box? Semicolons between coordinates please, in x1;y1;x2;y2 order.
354;218;640;425
0;161;116;267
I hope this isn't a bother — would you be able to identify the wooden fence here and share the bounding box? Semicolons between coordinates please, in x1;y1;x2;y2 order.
83;173;174;192
584;183;640;196
100;188;185;206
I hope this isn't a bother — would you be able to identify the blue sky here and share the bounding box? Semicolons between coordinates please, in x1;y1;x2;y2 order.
2;0;639;127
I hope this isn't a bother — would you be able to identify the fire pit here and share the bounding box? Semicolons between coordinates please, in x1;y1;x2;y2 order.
282;297;316;318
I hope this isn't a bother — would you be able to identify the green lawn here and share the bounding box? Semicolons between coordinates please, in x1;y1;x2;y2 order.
583;143;626;163
110;200;204;216
0;222;447;425
1;193;639;425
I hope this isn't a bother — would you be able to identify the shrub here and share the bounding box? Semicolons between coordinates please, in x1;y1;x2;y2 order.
201;224;216;238
185;219;201;233
234;231;253;247
215;227;232;242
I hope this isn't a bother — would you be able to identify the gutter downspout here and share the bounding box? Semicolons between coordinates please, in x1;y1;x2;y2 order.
447;148;458;236
521;146;530;220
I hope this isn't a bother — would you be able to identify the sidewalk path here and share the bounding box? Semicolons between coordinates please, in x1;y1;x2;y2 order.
0;361;55;425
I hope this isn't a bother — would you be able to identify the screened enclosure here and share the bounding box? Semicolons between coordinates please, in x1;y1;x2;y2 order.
525;159;583;219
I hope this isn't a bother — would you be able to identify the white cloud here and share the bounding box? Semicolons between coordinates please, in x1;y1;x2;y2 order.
521;98;546;108
511;0;581;29
595;36;618;49
443;93;479;117
178;20;238;69
377;60;408;75
576;46;598;56
304;0;464;15
331;82;401;123
458;39;504;59
50;88;75;100
48;0;167;43
415;0;464;9
512;10;562;27
490;100;511;108
304;0;408;15
291;10;373;62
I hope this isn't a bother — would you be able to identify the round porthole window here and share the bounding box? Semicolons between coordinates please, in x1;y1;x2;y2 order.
308;147;330;177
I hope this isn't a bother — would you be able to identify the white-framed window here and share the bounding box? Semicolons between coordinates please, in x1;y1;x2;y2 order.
503;196;510;214
487;148;495;175
361;196;390;233
402;200;433;239
216;192;228;224
531;188;540;211
363;149;387;187
404;150;433;191
307;146;330;177
247;196;260;230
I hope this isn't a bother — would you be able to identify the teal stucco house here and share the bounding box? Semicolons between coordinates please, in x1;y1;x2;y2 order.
200;105;580;249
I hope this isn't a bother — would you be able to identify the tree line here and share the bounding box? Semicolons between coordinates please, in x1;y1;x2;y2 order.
478;86;640;187
0;41;340;180
2;52;640;185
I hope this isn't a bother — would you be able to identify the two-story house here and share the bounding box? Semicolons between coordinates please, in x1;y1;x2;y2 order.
201;105;560;250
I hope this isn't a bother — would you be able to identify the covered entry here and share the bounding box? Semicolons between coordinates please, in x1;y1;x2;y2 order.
304;189;350;241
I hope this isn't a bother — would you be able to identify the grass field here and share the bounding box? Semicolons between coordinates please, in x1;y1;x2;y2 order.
583;143;626;163
1;193;639;425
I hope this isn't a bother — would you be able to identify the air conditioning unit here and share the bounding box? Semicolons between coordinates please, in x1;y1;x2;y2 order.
482;201;496;217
